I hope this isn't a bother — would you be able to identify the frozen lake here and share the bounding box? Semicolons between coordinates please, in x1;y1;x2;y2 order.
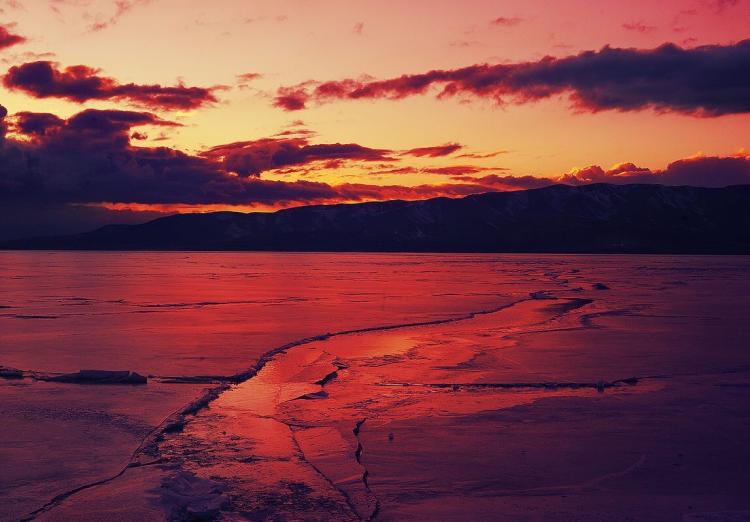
2;252;750;520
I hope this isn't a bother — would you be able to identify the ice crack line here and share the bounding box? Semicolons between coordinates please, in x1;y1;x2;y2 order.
286;426;363;521
352;419;381;521
21;293;578;519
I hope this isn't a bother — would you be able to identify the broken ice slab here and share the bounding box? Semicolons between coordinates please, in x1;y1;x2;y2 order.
47;370;147;385
0;366;24;379
529;291;557;300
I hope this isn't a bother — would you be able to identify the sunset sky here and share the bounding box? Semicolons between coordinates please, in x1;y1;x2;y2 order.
1;0;749;238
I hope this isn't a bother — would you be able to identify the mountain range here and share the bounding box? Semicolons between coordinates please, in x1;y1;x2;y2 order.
4;184;750;253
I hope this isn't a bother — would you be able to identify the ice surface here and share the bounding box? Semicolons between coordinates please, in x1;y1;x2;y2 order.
2;252;750;520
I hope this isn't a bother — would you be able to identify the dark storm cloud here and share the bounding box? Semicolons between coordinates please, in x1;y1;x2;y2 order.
12;111;64;136
0;107;230;205
273;39;750;116
3;61;220;110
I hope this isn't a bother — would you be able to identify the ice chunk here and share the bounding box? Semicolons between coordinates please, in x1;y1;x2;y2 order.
0;366;23;379
48;370;147;385
159;471;228;521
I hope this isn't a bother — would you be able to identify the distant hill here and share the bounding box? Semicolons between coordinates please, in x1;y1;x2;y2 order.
4;184;750;253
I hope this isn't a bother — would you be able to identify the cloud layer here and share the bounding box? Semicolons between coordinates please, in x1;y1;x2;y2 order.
274;39;750;116
201;138;394;177
402;143;462;157
4;61;219;110
560;157;750;188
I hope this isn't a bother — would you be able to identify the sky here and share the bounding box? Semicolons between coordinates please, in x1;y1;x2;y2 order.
0;0;749;239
